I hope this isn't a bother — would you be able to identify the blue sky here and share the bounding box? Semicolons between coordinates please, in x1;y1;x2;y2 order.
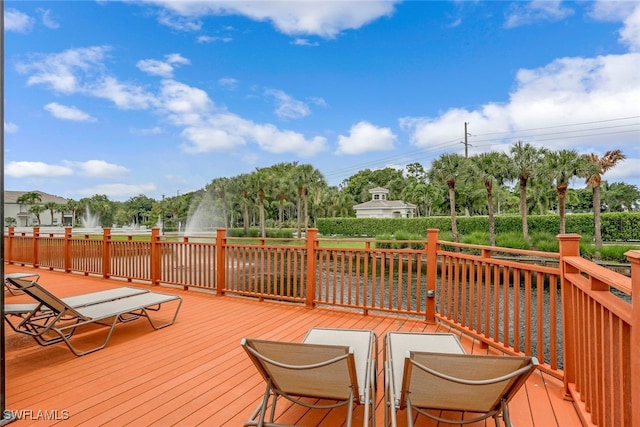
4;1;640;202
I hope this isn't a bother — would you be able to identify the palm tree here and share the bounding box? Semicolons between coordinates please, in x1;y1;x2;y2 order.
293;164;325;237
44;202;58;225
585;150;626;249
471;152;511;246
428;153;467;243
544;149;590;234
252;168;270;238
235;173;253;233
16;191;43;226
65;199;80;227
602;182;640;212
208;177;231;228
509;141;547;240
29;205;46;225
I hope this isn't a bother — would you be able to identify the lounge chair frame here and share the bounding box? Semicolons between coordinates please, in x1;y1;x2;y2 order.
4;286;150;333
384;331;538;427
241;328;377;427
6;278;182;356
4;272;41;296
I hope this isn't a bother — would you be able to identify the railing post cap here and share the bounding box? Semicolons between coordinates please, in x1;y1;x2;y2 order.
557;234;581;241
625;250;640;263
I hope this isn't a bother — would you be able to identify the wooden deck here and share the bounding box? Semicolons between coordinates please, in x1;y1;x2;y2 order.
4;266;582;426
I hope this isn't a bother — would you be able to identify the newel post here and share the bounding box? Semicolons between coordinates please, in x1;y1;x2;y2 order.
6;226;14;264
558;233;581;398
150;228;160;285
102;228;111;278
426;229;439;322
626;250;640;427
64;227;72;272
32;227;40;267
305;228;318;308
216;228;226;295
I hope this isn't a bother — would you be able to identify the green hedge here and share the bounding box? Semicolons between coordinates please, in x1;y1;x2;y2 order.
317;212;640;241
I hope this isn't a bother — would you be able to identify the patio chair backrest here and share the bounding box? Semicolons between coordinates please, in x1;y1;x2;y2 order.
6;278;84;319
402;351;537;413
242;338;359;402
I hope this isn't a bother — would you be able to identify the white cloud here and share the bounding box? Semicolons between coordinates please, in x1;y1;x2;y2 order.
619;5;640;51
4;122;19;133
44;102;96;122
17;46;155;110
336;121;396;155
137;59;174;78
218;77;238;89
5;161;73;178
247;122;327;155
180;126;246;152
75;183;157;199
17;46;110;94
505;0;574;28
157;11;202;31
131;126;163;136
292;38;319;47
66;160;130;178
265;89;311;119
158;79;214;125
197;35;232;43
138;54;190;78
17;46;330;159
590;1;640;51
401;52;640;157
38;8;60;29
4;8;34;33
89;76;155;110
138;0;399;38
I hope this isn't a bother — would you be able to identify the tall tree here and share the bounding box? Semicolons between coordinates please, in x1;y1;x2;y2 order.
293;164;326;236
509;141;546;240
44;201;58;225
208;177;231;229
428;153;467;243
471;152;511;246
585;150;626;249
252;168;270;238
235;173;253;233
601;182;640;212
28;205;46;225
544;150;590;234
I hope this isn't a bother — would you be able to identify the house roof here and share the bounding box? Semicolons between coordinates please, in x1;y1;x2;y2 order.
4;190;69;204
368;187;389;193
353;200;416;210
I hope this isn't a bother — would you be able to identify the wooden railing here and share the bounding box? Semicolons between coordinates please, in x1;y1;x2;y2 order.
559;234;638;427
4;226;638;427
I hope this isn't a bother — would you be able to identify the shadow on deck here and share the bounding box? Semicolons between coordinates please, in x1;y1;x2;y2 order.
4;266;581;426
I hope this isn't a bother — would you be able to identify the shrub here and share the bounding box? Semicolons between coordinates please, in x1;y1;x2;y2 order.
496;232;531;250
461;231;489;246
598;244;640;262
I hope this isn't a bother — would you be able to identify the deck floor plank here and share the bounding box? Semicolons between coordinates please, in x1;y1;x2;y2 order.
4;266;582;426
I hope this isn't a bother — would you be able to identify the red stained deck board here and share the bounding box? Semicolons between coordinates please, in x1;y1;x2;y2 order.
4;266;581;426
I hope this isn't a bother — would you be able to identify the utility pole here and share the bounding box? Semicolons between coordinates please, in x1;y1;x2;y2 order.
461;122;471;158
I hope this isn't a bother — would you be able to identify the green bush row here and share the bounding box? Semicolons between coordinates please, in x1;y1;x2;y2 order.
227;228;295;238
317;212;640;241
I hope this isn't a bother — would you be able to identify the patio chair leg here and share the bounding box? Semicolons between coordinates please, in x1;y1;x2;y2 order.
406;399;414;427
501;398;512;427
346;391;354;427
245;383;272;427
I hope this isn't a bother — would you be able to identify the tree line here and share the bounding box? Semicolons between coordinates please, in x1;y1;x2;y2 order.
9;142;639;249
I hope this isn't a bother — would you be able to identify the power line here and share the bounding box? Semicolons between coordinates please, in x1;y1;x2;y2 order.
322;116;640;183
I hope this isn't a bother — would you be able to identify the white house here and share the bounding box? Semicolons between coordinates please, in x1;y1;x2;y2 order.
4;191;71;227
353;187;416;218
